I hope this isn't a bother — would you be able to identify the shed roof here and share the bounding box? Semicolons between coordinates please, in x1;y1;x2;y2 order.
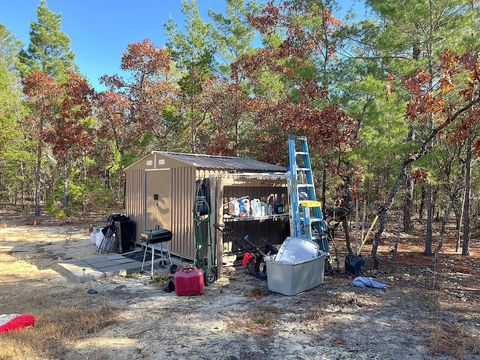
153;151;285;172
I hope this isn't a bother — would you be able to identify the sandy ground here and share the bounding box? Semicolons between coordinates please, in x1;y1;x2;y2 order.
0;220;479;360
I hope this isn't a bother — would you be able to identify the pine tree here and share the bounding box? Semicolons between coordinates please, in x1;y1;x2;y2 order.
209;0;258;77
18;0;75;79
0;25;30;206
165;0;216;152
18;0;76;217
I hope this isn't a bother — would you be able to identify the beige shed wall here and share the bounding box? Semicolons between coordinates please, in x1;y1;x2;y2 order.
145;169;172;231
125;168;145;242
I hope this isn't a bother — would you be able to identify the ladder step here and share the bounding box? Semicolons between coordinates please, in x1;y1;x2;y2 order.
301;217;323;222
296;152;309;155
299;200;321;207
297;184;314;187
297;167;311;172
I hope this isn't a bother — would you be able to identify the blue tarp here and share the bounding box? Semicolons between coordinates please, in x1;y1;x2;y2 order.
352;276;388;289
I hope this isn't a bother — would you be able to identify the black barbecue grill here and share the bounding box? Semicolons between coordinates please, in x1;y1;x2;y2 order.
141;229;173;243
140;228;173;278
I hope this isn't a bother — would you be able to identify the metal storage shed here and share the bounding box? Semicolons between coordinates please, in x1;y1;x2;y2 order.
124;151;286;260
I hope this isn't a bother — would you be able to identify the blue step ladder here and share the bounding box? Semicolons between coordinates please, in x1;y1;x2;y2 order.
288;136;330;254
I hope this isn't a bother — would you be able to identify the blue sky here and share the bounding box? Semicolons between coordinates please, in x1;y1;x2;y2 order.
0;0;366;90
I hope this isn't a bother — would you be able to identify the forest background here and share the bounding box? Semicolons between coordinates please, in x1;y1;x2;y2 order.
0;0;479;262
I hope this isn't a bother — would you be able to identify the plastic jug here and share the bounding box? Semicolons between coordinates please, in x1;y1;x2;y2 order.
251;199;262;217
260;202;267;216
267;203;273;215
239;198;250;217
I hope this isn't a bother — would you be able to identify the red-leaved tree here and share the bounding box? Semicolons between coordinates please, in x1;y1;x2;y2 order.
22;70;60;217
43;72;94;213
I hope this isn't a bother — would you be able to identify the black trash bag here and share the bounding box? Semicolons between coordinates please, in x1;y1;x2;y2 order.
345;255;366;276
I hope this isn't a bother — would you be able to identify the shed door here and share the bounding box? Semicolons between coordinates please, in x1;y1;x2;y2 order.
145;169;171;231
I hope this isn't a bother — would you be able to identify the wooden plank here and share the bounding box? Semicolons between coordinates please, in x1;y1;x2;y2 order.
215;177;224;278
209;176;219;276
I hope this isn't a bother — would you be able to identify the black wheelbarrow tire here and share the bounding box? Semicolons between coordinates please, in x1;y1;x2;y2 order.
205;267;217;285
169;264;178;274
246;258;257;275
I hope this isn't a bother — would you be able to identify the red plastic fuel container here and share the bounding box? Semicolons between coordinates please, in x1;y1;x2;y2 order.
174;266;204;296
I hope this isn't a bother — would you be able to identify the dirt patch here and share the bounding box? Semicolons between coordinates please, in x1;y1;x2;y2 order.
420;322;480;359
0;239;117;360
0;302;115;360
227;305;280;337
246;287;271;299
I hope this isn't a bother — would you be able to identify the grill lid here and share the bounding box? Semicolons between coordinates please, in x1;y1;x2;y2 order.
141;229;173;243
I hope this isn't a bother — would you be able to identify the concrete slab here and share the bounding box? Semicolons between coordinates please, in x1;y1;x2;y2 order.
58;262;83;272
110;258;140;265
57;251;175;282
104;254;126;260
58;262;106;282
71;269;106;282
100;261;143;276
81;257;109;264
70;260;88;267
83;260;116;268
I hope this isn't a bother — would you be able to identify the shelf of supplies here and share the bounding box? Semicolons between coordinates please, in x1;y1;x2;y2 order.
223;214;289;222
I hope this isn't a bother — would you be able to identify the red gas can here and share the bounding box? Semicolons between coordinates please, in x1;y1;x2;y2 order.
174;266;204;296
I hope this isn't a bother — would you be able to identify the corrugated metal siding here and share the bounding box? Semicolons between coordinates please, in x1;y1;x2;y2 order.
170;166;196;259
155;151;286;172
125;169;145;242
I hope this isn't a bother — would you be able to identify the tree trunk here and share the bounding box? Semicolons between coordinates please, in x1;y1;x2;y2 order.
235;120;240;156
392;209;402;262
462;136;473;256
342;175;354;255
34;115;45;218
361;198;367;244
371;166;406;268
82;150;87;212
190;98;196;153
456;191;465;252
63;161;69;215
424;0;434;257
432;197;454;290
354;198;359;254
432;164;465;289
321;163;327;211
342;217;354;255
425;184;433;256
419;185;426;222
403;176;414;232
403;127;415;232
433;187;438;222
20;160;25;211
